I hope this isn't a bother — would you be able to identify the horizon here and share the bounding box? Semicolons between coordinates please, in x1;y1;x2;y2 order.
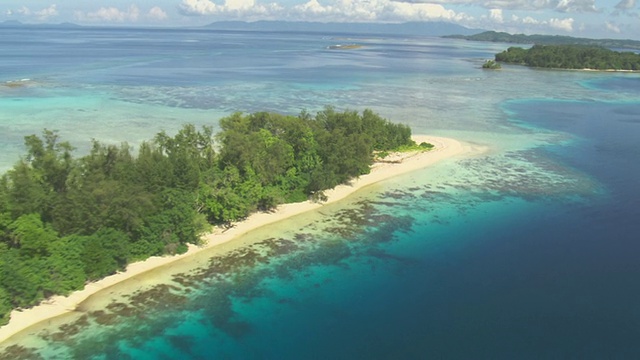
4;19;640;43
1;1;639;41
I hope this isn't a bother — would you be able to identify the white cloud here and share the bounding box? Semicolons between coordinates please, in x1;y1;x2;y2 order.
179;0;283;18
5;4;58;20
615;0;636;10
605;21;621;32
548;17;574;31
287;0;471;22
180;0;468;22
34;5;58;20
400;0;596;13
489;8;503;22
387;2;470;22
75;5;140;23
148;6;168;20
180;0;219;14
15;6;32;16
555;0;595;12
474;11;576;34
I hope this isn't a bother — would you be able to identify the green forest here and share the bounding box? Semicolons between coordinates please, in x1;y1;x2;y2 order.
494;44;640;70
0;108;424;326
444;31;640;51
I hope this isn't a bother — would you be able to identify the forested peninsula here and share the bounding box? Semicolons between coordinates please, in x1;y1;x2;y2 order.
0;108;429;326
494;44;640;71
445;31;640;51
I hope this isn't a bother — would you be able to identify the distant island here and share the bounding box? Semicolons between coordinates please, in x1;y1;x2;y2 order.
445;31;640;51
493;44;640;71
328;44;363;50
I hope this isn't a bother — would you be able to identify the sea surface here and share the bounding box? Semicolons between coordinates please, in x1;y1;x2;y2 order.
1;26;639;359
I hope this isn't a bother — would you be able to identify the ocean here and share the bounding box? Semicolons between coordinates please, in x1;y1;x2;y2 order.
1;25;639;359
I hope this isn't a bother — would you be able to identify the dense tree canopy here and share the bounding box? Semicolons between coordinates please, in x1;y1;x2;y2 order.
0;108;420;326
494;44;640;70
445;31;640;51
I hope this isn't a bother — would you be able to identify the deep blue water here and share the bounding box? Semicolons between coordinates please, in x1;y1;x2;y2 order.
1;27;640;359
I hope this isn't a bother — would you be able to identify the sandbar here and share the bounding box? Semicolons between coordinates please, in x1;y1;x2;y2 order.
0;135;478;344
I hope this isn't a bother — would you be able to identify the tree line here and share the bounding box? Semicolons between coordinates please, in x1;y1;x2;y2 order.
445;31;640;51
494;44;640;70
0;108;420;325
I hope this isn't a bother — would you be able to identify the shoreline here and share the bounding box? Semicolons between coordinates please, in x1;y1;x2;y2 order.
0;135;478;345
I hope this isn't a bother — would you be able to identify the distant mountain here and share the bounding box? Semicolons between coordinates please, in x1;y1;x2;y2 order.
445;31;640;51
0;20;82;28
204;21;480;36
0;19;479;37
0;20;23;27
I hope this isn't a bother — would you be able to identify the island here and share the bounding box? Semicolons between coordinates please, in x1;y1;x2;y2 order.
493;44;640;71
1;79;33;89
327;44;363;50
444;31;640;51
0;108;472;345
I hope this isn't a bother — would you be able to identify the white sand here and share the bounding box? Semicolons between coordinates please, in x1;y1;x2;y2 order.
0;135;475;344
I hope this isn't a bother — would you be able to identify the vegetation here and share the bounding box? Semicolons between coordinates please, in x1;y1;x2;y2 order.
0;108;419;326
494;44;640;70
482;60;501;69
328;44;363;50
444;31;640;51
375;141;434;160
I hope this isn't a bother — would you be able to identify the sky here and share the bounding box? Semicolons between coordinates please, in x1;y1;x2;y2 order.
2;1;639;39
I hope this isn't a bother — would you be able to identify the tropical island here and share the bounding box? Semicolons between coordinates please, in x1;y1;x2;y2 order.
327;44;363;50
444;31;640;51
0;108;463;340
493;44;640;71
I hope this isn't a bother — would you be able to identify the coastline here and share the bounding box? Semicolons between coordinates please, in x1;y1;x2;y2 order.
0;135;479;345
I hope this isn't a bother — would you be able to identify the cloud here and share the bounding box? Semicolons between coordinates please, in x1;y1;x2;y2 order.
5;5;58;20
4;6;32;16
554;0;596;12
179;0;283;18
548;17;574;31
489;8;503;22
478;9;575;33
180;0;471;22
615;0;636;10
179;0;219;14
605;21;621;33
287;0;472;22
75;5;140;22
148;6;168;20
34;5;58;20
400;0;596;13
74;5;171;23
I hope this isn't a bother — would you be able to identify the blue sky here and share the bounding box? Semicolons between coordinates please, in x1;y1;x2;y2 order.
2;1;639;39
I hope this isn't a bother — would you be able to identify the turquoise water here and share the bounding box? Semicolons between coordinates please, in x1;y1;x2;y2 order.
1;26;640;358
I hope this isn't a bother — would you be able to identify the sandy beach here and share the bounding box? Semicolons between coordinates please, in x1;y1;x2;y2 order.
0;135;478;345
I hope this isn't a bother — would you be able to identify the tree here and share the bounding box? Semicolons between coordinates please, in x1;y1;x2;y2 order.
8;214;59;258
47;235;87;294
0;248;48;307
482;60;501;69
0;286;12;326
138;189;207;255
82;228;130;281
494;44;640;70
